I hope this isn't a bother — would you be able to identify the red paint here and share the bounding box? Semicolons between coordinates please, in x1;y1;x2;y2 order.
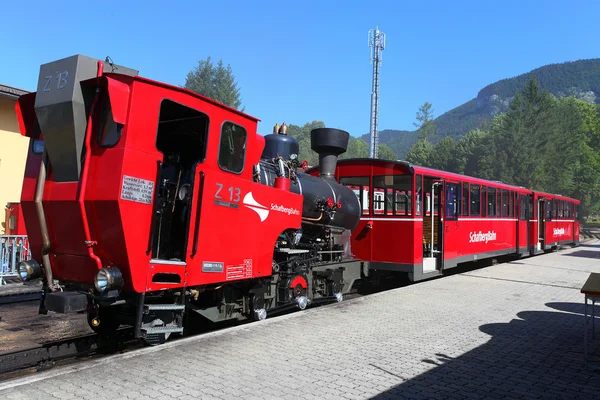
274;177;291;191
16;71;303;294
321;158;580;271
78;88;103;271
290;275;308;289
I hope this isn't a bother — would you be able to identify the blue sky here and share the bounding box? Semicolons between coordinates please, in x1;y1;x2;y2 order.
1;1;597;138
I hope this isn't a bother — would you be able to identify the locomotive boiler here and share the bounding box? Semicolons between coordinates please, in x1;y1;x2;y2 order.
14;54;365;345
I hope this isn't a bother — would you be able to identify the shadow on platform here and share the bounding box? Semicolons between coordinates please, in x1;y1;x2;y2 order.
369;303;600;399
561;250;600;259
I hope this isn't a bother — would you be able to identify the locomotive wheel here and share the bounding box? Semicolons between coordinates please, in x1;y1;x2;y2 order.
87;309;120;335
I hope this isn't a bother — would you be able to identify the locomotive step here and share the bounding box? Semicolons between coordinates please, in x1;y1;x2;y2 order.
141;326;184;335
143;304;186;312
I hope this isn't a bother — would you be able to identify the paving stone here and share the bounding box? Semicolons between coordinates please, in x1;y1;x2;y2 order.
2;242;600;399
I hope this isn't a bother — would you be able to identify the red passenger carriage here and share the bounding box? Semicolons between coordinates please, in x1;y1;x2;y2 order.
310;159;580;282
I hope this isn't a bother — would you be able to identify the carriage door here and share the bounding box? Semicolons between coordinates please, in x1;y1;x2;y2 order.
443;181;460;267
422;176;443;274
150;100;209;264
537;197;546;251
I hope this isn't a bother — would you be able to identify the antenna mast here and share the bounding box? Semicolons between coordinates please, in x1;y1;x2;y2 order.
368;27;385;159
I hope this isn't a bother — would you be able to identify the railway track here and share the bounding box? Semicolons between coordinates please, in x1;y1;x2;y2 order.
0;291;41;306
0;328;138;381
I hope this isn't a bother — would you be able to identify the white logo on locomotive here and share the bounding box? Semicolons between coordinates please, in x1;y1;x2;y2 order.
270;204;300;216
243;192;269;222
469;231;497;243
553;228;565;236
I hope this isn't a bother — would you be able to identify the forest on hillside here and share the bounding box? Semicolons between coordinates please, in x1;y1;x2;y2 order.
405;76;600;217
288;76;600;217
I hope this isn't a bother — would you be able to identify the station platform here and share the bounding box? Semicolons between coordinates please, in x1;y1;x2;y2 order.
1;242;600;399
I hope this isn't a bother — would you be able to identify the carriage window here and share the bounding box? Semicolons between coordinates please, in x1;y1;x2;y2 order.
501;190;508;217
462;183;469;216
373;175;413;216
446;183;459;219
488;187;496;216
373;188;385;214
218;122;247;174
481;186;487;217
509;191;514;218
520;195;526;220
470;184;480;216
340;176;370;216
416;175;422;216
546;200;552;220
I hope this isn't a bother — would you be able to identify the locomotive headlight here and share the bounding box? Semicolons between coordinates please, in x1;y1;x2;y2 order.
18;259;41;282
94;267;124;293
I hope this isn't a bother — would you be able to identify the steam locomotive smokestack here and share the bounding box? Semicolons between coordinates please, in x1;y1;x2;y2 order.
310;128;349;180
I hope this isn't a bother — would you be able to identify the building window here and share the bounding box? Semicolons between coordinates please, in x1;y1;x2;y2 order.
218;122;247;174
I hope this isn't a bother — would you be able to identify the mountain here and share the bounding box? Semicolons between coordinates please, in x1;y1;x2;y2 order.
363;58;600;158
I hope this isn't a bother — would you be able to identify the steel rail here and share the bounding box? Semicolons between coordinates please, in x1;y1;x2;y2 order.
0;328;135;377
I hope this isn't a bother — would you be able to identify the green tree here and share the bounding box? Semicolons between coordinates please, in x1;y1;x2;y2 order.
341;137;369;159
406;139;433;166
430;137;459;172
285;121;325;166
377;144;398;160
414;102;435;142
185;57;243;110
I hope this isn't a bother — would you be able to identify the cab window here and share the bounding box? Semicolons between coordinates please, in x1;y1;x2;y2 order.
218;122;247;174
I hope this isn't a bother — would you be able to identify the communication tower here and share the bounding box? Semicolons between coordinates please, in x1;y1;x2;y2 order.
368;27;386;159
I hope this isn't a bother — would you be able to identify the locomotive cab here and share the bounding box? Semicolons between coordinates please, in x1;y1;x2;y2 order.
15;54;364;344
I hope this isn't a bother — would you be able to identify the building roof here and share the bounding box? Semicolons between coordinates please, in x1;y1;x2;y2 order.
0;84;29;100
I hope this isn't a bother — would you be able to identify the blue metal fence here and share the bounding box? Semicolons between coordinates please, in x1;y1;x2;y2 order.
0;235;31;285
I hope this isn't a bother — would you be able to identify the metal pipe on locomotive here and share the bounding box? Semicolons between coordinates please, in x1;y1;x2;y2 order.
14;54;364;345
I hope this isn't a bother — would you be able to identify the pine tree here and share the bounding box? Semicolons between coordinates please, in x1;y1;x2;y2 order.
414;102;435;142
185;57;243;110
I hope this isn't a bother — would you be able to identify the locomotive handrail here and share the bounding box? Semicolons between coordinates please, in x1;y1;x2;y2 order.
191;172;205;258
147;160;163;255
77;79;103;271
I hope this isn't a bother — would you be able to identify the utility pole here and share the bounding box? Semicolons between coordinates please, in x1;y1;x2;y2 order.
368;27;385;159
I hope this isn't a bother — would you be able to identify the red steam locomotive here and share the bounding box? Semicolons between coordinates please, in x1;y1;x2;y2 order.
14;55;580;345
15;55;363;344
